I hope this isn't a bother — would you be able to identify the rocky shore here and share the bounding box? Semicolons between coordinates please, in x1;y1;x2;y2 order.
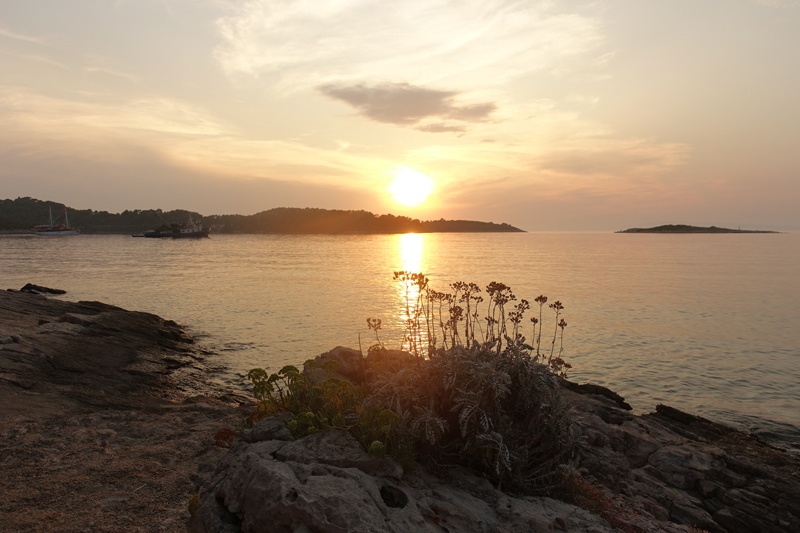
187;347;800;533
2;290;798;533
0;289;251;532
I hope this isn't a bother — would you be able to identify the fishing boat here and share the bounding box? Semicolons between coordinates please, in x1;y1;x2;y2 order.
143;215;209;238
33;206;80;236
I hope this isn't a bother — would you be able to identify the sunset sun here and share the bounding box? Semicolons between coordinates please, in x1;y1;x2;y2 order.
389;166;434;207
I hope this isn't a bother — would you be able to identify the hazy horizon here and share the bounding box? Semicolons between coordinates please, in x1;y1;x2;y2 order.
2;1;799;232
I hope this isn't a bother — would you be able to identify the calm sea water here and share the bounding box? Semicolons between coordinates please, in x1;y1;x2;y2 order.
2;232;798;450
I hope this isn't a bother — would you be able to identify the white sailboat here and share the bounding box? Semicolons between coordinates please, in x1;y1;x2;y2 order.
33;206;80;236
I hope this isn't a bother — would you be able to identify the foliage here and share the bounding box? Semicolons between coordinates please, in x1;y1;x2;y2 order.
246;359;413;467
0;197;522;234
0;196;202;234
246;272;576;495
368;341;576;494
248;360;364;435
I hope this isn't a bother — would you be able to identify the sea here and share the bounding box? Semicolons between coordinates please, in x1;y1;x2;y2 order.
2;232;798;451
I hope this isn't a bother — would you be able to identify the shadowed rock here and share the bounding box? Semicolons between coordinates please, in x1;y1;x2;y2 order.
0;289;247;414
565;388;800;533
188;421;619;533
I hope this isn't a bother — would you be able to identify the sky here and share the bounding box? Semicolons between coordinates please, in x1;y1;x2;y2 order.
1;0;799;231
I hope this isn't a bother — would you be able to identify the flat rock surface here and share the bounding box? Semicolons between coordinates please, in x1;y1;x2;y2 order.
0;290;252;532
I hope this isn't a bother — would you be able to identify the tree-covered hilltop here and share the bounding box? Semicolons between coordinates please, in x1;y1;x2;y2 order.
617;224;778;234
0;197;200;234
204;208;523;234
0;197;524;234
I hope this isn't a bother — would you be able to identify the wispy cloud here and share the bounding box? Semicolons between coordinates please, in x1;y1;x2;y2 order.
0;28;44;44
0;87;228;137
84;66;140;83
214;0;602;91
318;82;495;130
0;86;385;188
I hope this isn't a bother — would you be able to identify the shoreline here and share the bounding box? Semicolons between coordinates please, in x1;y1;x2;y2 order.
0;289;252;533
3;290;798;533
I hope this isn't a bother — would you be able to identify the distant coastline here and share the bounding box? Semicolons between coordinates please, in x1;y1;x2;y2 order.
0;197;524;235
617;224;779;234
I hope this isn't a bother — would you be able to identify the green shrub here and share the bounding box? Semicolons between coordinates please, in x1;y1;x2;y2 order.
368;341;576;494
247;272;575;495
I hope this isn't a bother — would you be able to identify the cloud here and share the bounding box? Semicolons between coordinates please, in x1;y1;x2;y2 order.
84;66;139;83
214;0;602;91
0;86;390;192
318;82;495;130
537;140;691;178
416;123;466;134
0;28;43;44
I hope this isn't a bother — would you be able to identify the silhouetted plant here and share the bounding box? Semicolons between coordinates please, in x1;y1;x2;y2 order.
548;300;564;360
366;317;385;354
246;272;574;495
533;295;548;357
363;273;576;495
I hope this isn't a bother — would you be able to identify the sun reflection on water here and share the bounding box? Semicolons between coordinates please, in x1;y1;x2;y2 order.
399;233;423;272
394;234;425;343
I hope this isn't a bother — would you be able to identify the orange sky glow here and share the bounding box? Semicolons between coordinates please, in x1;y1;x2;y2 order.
1;0;799;230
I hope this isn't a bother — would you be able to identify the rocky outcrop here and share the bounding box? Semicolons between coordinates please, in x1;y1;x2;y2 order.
195;344;800;533
0;290;253;533
0;290;247;413
189;423;621;533
18;283;67;295
565;388;800;533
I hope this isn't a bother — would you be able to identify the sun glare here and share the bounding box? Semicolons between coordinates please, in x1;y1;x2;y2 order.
389;166;434;207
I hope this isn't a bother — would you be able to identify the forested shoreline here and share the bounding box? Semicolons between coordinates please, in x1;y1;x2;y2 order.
0;197;523;234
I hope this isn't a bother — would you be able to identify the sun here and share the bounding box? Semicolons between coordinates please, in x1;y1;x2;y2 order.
389;166;434;207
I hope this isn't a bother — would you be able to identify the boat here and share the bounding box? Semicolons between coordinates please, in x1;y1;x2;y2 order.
34;206;80;236
143;215;209;239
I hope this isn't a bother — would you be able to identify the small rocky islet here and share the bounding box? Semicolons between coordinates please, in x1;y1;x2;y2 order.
616;225;779;234
1;289;798;533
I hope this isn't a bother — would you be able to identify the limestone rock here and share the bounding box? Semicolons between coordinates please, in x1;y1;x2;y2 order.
564;387;800;533
274;429;403;480
243;412;294;443
188;427;619;533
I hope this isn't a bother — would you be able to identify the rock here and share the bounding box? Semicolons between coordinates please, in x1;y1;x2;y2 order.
304;346;366;385
20;283;67;295
562;380;633;410
274;428;403;480
0;290;249;414
244;412;294;443
189;429;620;533
564;387;800;533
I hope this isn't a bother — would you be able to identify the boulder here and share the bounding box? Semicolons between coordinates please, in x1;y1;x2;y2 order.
243;412;294;443
188;426;620;533
304;346;366;385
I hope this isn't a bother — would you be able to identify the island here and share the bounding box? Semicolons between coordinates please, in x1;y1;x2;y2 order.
0;197;524;235
2;288;798;533
617;224;779;234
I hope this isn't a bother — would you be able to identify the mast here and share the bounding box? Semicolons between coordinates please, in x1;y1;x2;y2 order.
49;206;53;227
65;207;69;228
